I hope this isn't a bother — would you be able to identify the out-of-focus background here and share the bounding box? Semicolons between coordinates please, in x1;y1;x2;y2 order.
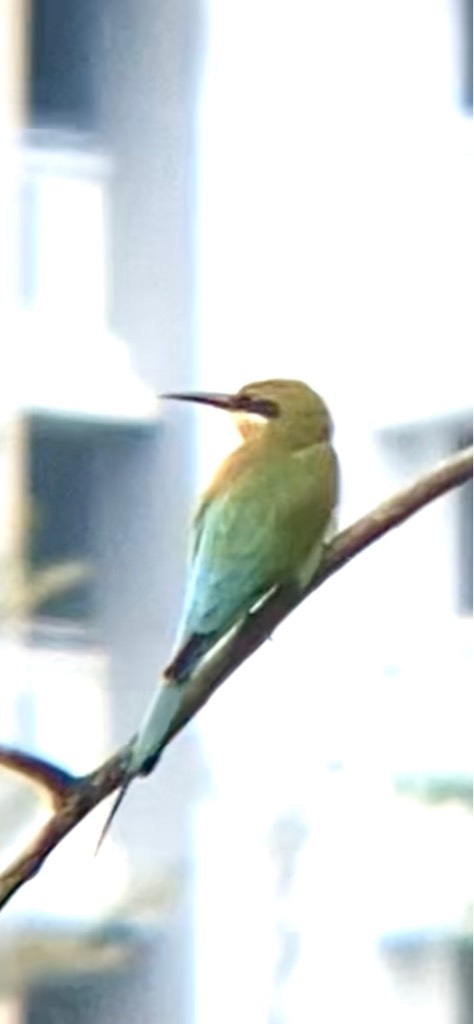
0;1;472;1021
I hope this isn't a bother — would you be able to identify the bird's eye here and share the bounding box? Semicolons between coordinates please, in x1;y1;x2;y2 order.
239;394;279;419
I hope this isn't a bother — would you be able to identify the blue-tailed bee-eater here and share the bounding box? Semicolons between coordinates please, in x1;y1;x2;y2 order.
98;379;338;845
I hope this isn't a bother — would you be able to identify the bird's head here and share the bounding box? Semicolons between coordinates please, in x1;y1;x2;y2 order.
162;379;333;449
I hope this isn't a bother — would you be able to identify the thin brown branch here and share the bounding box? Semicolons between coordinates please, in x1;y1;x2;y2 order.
0;445;472;910
0;747;76;809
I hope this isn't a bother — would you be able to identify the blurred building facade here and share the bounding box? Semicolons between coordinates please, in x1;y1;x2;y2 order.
0;2;472;1024
1;2;203;1023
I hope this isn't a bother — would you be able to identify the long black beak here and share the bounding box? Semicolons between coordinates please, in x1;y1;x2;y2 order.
162;391;279;419
163;391;241;411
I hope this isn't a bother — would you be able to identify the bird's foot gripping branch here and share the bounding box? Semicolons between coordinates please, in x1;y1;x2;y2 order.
0;444;472;911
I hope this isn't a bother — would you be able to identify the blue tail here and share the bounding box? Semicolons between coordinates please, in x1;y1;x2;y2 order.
129;681;183;776
96;681;182;852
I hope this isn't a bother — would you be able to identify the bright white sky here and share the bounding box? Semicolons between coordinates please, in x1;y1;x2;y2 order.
193;3;472;1021
195;0;472;482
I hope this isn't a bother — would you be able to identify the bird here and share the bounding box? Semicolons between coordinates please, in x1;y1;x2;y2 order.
97;379;338;847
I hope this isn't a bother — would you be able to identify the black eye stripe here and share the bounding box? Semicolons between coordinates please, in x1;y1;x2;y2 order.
240;395;279;418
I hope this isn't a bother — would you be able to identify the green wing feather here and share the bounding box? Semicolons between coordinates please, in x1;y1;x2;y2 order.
180;440;337;640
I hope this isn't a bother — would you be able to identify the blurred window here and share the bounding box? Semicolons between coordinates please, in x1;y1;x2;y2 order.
28;0;102;132
378;415;473;617
27;416;98;626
